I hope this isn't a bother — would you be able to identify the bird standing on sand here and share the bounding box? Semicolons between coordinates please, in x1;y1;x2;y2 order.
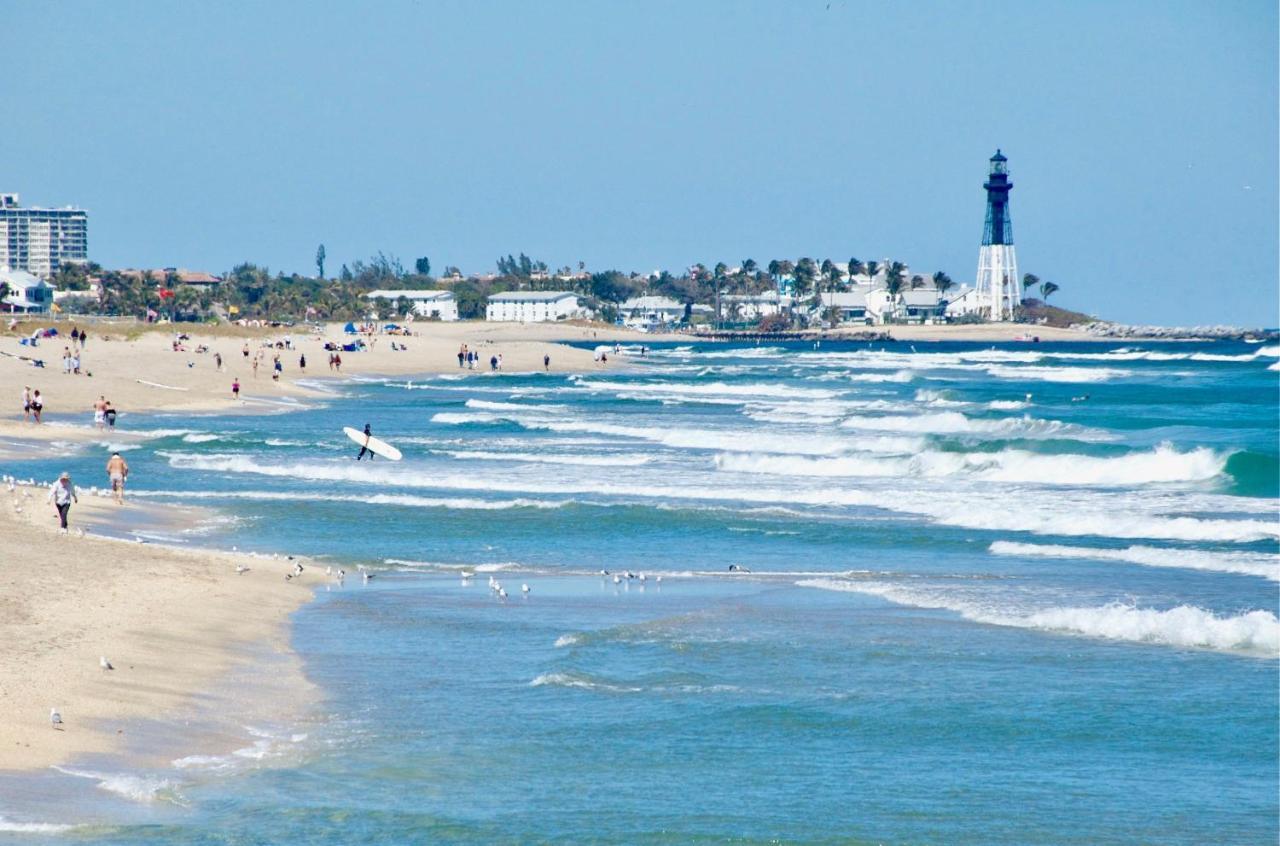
236;564;249;575
100;656;114;671
50;708;63;729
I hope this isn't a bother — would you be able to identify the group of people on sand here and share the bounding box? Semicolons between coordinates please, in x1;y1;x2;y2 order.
44;452;130;532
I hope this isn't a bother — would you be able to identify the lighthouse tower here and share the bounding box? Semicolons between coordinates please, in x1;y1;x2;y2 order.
975;149;1020;321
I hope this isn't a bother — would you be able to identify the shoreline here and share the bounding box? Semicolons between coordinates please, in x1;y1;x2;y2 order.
0;483;325;774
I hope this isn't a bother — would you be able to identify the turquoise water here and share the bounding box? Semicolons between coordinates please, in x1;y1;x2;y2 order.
3;339;1278;843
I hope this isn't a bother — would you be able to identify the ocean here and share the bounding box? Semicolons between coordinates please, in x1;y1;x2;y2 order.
3;339;1278;844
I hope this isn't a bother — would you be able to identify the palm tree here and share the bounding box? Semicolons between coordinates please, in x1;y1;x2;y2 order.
910;274;924;289
767;259;780;283
792;258;817;301
847;257;863;286
864;260;880;289
932;271;954;298
1040;280;1060;301
1022;273;1039;292
743;258;758;278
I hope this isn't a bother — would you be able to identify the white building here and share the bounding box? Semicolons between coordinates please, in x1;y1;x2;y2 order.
815;291;871;324
1;269;56;313
486;291;585;322
721;292;793;321
943;286;983;318
0;194;88;278
364;289;458;321
619;296;687;329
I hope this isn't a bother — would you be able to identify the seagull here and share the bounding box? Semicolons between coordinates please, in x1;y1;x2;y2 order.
284;573;293;581
460;571;473;581
613;574;621;584
362;571;374;582
325;565;332;576
100;656;114;671
728;564;752;573
336;568;345;580
599;569;610;577
638;573;646;582
498;587;508;599
50;708;63;729
655;575;663;584
293;562;304;576
521;583;530;593
236;564;249;575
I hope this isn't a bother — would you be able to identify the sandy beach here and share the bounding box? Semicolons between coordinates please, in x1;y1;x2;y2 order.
0;319;650;439
0;485;325;771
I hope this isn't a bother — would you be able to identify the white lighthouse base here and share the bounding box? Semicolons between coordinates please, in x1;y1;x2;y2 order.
975;244;1020;321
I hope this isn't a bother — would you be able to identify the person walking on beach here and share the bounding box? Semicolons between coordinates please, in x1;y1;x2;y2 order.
252;355;260;378
214;351;223;370
457;345;466;368
104;400;117;428
489;354;498;371
232;378;240;399
272;355;282;381
47;472;78;532
242;342;250;359
30;390;43;423
22;386;32;422
94;396;107;429
298;353;306;371
106;452;129;504
544;353;550;371
355;423;375;461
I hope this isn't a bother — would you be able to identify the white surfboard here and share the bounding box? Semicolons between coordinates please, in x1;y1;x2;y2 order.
344;427;402;461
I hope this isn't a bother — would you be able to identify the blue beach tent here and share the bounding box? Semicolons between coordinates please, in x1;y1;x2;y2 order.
343;322;357;334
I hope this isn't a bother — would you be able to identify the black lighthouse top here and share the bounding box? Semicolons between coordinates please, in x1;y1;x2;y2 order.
982;149;1014;246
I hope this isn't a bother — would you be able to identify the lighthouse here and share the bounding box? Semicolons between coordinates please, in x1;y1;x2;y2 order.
975;149;1020;321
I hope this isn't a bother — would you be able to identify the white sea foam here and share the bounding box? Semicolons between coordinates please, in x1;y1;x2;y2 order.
989;541;1280;581
570;378;838;400
181;433;222;443
529;672;643;693
0;816;76;834
796;579;1280;656
440;449;651;467
848;370;915;383
1256;345;1279;357
465;399;566;413
983;365;1130;383
715;444;1228;486
840;410;1104;440
51;766;183;804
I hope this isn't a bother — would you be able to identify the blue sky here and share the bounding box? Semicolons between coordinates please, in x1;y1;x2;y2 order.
4;0;1276;324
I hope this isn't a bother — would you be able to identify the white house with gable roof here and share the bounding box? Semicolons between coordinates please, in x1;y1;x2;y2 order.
485;291;585;322
364;289;458;320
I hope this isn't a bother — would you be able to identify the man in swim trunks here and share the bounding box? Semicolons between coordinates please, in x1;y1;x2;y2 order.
106;452;129;504
94;395;107;429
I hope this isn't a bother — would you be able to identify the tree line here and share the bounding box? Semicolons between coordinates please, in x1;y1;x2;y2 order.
34;246;1061;323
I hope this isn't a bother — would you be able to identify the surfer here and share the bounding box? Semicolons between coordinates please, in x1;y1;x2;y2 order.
356;423;375;461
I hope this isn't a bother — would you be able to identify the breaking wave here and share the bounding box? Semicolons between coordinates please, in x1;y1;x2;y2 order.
796;579;1280;656
714;443;1229;486
989;541;1280;581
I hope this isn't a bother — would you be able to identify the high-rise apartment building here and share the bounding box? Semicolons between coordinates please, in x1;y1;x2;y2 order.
0;193;88;278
